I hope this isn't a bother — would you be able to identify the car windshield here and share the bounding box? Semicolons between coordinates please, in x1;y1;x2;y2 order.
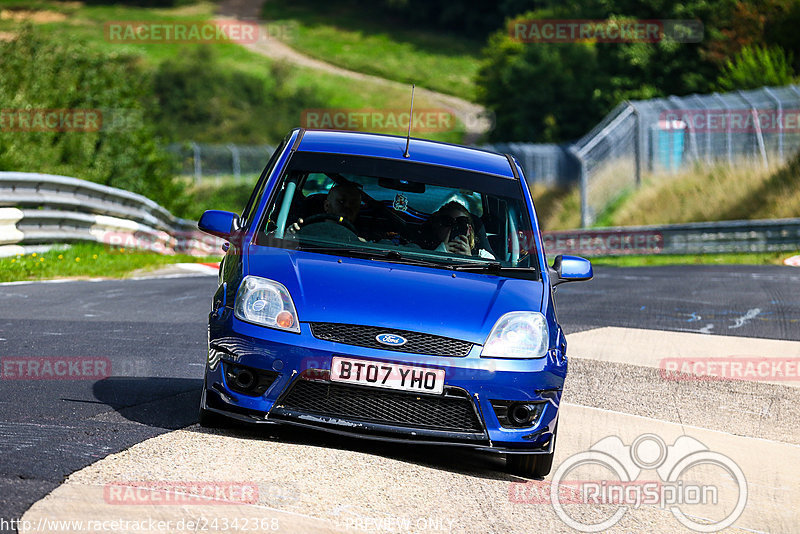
256;151;539;277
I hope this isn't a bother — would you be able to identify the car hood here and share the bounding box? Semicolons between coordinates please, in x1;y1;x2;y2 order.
246;247;544;344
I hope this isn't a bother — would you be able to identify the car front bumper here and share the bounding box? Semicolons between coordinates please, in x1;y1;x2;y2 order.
203;313;566;454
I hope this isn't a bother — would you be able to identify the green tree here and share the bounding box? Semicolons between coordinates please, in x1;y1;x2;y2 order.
717;45;795;90
477;31;607;142
477;1;736;142
0;27;185;213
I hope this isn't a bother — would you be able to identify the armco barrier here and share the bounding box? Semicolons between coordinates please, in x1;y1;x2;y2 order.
1;172;798;259
543;218;800;256
0;172;224;257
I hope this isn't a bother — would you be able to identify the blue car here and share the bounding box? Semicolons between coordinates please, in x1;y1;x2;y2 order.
197;129;592;478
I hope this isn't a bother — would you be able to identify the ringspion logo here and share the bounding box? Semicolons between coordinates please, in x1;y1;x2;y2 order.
510;433;747;532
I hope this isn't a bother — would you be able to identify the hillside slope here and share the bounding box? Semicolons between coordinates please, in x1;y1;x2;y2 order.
536;154;800;231
216;0;489;141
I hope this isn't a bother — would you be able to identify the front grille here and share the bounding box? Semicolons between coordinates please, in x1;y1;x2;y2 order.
309;323;472;357
278;380;482;432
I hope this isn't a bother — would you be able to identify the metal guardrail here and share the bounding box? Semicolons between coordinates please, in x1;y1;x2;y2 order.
543;218;800;257
0;172;223;257
1;172;797;259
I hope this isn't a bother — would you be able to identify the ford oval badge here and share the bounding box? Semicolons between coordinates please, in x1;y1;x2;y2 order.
376;333;407;347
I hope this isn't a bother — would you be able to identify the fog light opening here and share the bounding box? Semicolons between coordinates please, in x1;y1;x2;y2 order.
509;403;536;426
234;369;256;390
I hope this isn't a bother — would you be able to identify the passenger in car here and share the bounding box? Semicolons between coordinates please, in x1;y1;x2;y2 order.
420;201;495;259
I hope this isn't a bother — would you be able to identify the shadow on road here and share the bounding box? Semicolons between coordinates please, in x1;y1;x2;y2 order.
93;377;202;430
94;377;533;481
193;420;524;482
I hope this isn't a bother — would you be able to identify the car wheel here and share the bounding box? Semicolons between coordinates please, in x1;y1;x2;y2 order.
507;425;558;478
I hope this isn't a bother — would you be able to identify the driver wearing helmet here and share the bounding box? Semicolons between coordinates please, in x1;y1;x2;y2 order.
288;183;364;241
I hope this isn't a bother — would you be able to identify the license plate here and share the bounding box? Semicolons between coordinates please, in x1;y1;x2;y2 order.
330;356;445;395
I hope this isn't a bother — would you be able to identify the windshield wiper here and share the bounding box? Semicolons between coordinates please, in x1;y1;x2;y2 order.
450;261;539;276
296;244;451;269
297;244;539;276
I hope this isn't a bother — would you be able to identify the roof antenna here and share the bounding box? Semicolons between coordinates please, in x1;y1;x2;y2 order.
403;84;415;158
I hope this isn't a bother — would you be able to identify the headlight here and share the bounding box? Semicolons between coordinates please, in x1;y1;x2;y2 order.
481;311;549;359
234;276;300;333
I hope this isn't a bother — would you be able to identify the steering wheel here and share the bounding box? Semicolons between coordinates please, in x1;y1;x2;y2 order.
300;213;358;234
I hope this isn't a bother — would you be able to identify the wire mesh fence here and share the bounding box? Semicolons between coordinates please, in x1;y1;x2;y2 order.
165;142;275;183
487;83;800;227
169;84;800;227
481;143;578;188
571;84;800;226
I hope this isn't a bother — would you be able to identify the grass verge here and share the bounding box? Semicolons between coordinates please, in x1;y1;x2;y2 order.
0;243;221;283
535;154;800;232
584;251;800;267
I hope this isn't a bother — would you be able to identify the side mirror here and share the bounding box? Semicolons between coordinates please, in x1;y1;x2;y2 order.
551;255;593;286
198;210;240;239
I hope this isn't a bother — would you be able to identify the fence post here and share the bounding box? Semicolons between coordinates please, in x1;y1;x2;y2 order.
631;103;642;187
711;93;733;165
191;141;202;184
692;94;711;164
788;85;800;116
668;96;700;163
763;87;784;162
569;146;590;228
738;91;768;168
228;144;242;182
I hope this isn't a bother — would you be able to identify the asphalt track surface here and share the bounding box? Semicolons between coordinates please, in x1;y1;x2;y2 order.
1;264;798;530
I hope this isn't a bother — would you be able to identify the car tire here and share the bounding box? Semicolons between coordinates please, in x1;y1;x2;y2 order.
506;425;558;478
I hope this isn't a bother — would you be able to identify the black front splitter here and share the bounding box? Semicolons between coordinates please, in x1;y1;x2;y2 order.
201;388;553;455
